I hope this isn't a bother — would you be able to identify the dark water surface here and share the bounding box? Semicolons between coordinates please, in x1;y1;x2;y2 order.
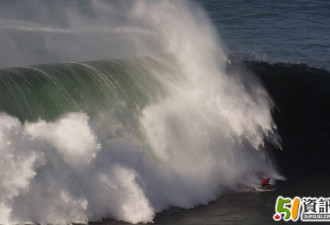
91;176;330;225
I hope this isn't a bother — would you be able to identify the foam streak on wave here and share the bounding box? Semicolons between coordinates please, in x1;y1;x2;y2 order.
0;0;282;224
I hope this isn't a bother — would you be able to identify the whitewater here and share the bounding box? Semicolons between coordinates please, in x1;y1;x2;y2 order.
0;0;282;224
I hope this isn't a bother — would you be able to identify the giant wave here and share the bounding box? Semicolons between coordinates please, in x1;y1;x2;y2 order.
0;0;282;224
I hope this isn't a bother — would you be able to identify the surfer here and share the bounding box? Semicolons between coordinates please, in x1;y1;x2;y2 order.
261;178;270;188
254;177;274;192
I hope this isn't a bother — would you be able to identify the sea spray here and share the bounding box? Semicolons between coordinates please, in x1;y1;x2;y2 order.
0;0;282;224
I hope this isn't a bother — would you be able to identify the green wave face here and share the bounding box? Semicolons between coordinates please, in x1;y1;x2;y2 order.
0;55;177;122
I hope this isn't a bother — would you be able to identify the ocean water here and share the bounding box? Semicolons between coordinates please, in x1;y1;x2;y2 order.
0;1;329;225
199;0;330;70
